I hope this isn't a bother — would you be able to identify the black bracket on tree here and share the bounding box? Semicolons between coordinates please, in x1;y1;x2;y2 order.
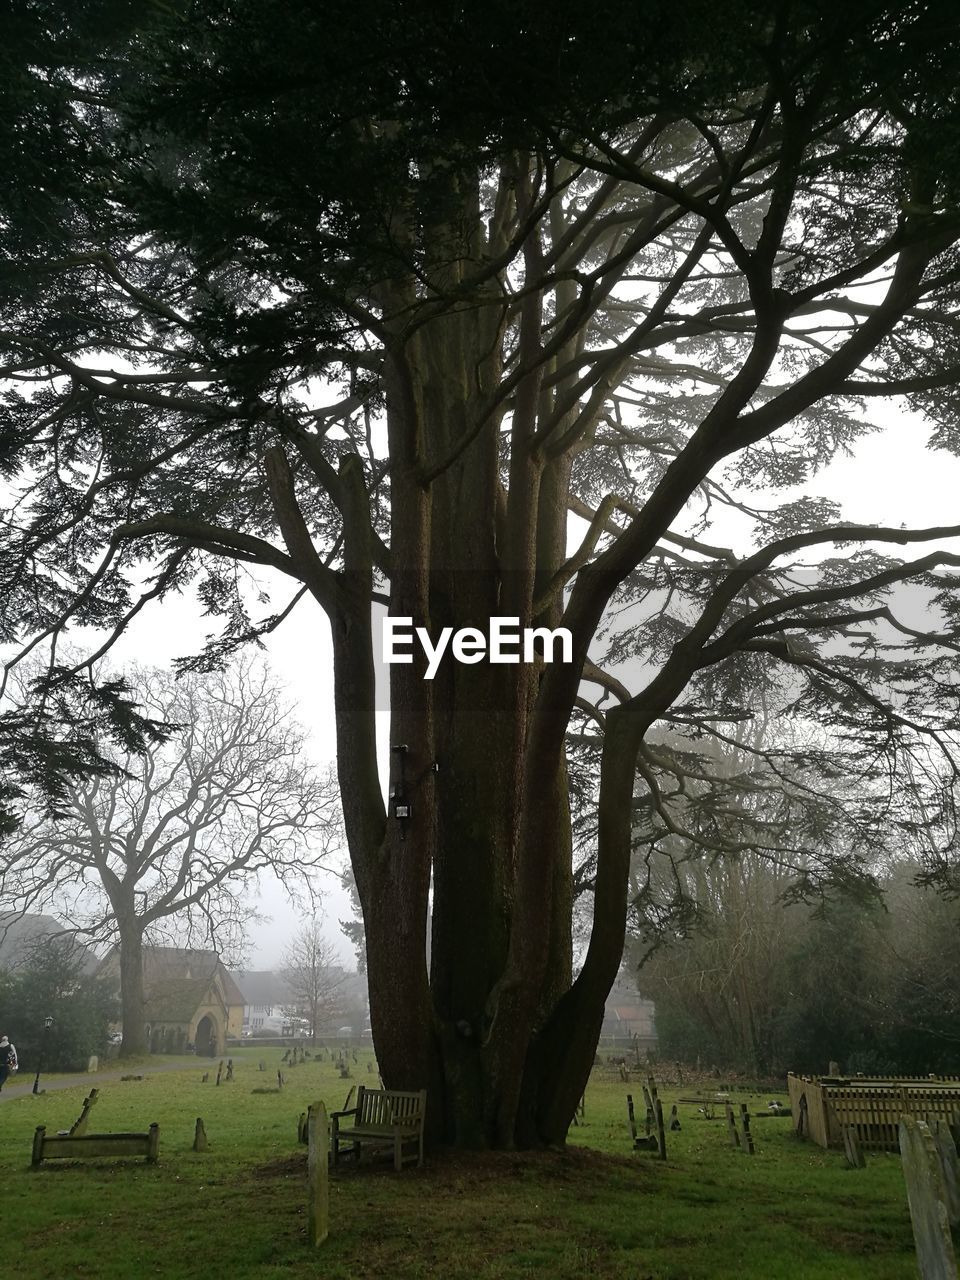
390;745;439;840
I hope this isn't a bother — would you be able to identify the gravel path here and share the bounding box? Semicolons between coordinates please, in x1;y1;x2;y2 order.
0;1055;210;1102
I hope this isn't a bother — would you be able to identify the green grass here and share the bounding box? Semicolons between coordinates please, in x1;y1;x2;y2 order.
0;1049;921;1278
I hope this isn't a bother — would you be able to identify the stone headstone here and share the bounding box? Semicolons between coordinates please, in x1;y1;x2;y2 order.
193;1117;209;1152
842;1126;866;1169
87;1055;98;1073
932;1121;960;1228
899;1116;958;1280
828;1060;840;1077
307;1101;329;1246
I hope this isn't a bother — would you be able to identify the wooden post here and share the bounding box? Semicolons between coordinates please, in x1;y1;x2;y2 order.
655;1098;667;1161
70;1089;99;1137
739;1104;755;1155
215;1061;223;1086
307;1102;329;1247
725;1101;741;1148
641;1083;655;1135
193;1118;209;1152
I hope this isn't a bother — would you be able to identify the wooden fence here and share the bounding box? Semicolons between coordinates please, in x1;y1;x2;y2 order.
788;1074;960;1151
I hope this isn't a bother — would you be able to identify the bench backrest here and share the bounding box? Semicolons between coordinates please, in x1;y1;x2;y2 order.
356;1086;425;1127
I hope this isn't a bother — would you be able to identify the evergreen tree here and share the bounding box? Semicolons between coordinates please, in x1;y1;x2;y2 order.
3;1;960;1144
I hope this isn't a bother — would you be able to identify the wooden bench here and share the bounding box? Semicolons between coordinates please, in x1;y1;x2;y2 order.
32;1123;159;1166
330;1086;426;1171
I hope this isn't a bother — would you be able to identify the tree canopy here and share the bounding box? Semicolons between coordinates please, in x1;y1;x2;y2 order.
2;0;960;1145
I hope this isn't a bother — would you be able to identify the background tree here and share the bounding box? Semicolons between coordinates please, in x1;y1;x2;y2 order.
0;934;118;1072
281;917;347;1042
3;2;960;1144
0;661;341;1056
635;857;960;1077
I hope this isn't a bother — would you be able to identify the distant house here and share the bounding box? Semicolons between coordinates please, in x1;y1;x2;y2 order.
231;969;295;1033
98;947;246;1056
231;967;370;1039
0;913;97;973
600;978;657;1048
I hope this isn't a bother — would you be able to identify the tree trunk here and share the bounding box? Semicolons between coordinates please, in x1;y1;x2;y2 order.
117;917;147;1057
335;175;697;1150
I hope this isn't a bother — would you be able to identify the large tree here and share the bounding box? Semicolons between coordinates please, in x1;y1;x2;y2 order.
3;1;960;1143
0;662;340;1055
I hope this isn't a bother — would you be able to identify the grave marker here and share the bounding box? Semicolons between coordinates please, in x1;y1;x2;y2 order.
654;1098;667;1161
899;1115;958;1280
932;1121;959;1228
70;1089;99;1136
193;1117;209;1152
739;1103;755;1156
307;1102;329;1247
842;1125;866;1169
725;1101;741;1148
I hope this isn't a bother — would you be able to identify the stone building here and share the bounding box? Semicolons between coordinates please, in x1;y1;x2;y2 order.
99;947;246;1055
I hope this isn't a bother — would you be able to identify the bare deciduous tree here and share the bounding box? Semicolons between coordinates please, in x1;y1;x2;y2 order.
281;917;347;1042
0;660;341;1056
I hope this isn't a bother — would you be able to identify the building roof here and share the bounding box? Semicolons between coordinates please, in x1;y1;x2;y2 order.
98;946;246;1024
230;969;294;1007
0;913;97;973
144;978;217;1023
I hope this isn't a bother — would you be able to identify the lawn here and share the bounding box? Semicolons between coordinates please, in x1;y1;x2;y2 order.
0;1048;920;1278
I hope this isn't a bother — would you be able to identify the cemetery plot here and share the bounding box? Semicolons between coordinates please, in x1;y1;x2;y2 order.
32;1121;160;1165
788;1073;960;1151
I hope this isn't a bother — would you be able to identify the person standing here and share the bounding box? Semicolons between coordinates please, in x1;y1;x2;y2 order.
0;1034;18;1090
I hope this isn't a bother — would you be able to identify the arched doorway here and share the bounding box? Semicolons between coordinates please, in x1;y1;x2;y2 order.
196;1015;217;1057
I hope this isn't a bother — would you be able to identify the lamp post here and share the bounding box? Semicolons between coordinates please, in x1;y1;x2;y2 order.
32;1015;54;1095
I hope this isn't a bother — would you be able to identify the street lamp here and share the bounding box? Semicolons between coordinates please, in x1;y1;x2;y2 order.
32;1015;54;1095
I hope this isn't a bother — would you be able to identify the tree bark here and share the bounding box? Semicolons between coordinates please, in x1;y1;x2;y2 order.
117;915;147;1057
